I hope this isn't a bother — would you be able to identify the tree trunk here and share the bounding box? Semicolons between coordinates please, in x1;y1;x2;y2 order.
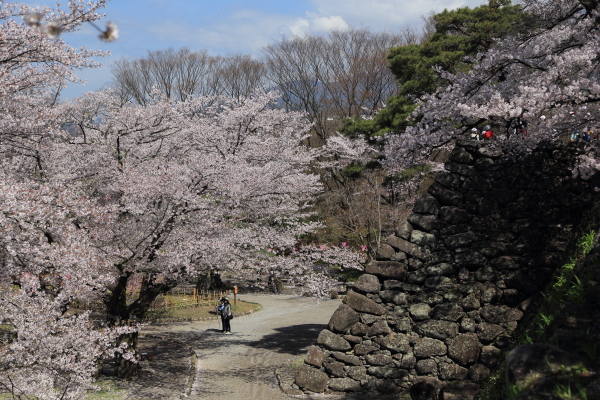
115;331;140;379
268;274;283;294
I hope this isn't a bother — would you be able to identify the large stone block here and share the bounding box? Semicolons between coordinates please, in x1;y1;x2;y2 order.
295;365;329;393
444;231;477;249
396;220;413;239
449;147;474;164
445;161;477;178
416;320;459;340
407;213;439;232
469;363;490;382
480;345;502;368
332;352;361;366
317;329;351;351
328;304;360;334
329;378;361;392
344;291;387;315
375;243;396;260
413;194;440;215
377;332;410;352
480;304;523;324
410;230;437;248
365;261;407;280
367;366;404;379
305;345;328;367
439;206;472;225
324;361;346;377
447;333;481;366
439;363;469;380
455;251;488;269
416;359;437;374
346;366;367;381
354;344;378;356
409;303;431;321
350;322;369;336
424;276;454;290
379;290;408;305
429;183;463;206
365;353;394;366
367;321;391;336
386;235;428;260
435;171;462;189
431;303;466;322
476;323;505;343
414;338;447;357
425;263;455;276
352;274;381;294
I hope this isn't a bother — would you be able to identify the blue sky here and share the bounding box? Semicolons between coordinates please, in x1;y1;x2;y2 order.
21;0;487;99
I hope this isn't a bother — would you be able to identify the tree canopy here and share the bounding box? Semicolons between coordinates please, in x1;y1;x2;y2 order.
342;0;530;139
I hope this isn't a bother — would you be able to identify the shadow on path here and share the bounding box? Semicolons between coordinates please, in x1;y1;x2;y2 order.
247;324;325;355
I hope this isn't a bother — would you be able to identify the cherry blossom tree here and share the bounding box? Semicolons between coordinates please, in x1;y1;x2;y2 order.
384;0;600;177
50;89;363;376
0;1;140;397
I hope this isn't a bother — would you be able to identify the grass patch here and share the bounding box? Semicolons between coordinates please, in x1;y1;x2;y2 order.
86;379;128;400
145;299;260;320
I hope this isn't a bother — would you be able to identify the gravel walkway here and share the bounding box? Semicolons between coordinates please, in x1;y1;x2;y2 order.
139;294;343;399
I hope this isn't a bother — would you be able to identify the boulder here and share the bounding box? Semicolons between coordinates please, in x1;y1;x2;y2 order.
425;263;455;276
439;206;472;225
295;365;329;393
449;147;474;164
305;345;328;367
344;291;387;315
324;361;346;377
328;304;360;333
447;333;481;366
352;274;381;294
346;366;367;381
444;161;477;177
480;345;502;368
435;171;462;189
377;332;410;352
386;235;428;260
454;251;488;269
379;290;408;305
409;303;431;321
431;303;466;322
410;230;437;248
414;338;447;357
445;231;477;249
416;320;459;340
396;220;414;240
367;367;404;379
365;261;407;280
329;378;361;392
354;344;378;356
317;329;351;351
375;244;396;261
429;183;463;206
476;323;505;343
367;321;391;336
416;359;438;374
480;304;523;324
474;266;498;282
332;352;361;366
399;353;416;368
408;213;439;232
469;363;490;382
439;363;469;380
365;353;394;366
350;322;369;336
460;318;476;333
413;194;440;215
424;276;454;290
461;295;480;311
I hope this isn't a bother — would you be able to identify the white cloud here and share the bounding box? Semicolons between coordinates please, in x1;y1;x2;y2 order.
310;0;487;29
311;15;349;32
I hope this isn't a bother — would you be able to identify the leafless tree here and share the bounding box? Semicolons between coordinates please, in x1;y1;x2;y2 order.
111;48;266;104
262;27;421;145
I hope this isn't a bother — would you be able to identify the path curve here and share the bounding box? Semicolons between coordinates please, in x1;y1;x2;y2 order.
141;294;341;399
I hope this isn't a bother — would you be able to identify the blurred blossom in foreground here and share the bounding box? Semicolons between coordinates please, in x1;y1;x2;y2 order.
43;21;62;39
23;12;42;28
99;21;118;42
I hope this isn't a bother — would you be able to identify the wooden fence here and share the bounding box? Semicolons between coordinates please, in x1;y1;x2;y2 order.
149;290;227;311
73;289;228;313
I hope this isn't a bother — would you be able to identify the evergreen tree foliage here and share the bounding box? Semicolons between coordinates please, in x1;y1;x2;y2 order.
342;0;529;139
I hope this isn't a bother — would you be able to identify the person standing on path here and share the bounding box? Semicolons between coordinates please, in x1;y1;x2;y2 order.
218;297;232;334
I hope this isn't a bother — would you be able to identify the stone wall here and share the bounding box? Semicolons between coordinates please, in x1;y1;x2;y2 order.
295;139;599;395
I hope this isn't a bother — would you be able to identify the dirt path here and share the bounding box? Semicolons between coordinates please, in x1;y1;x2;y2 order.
140;294;342;400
